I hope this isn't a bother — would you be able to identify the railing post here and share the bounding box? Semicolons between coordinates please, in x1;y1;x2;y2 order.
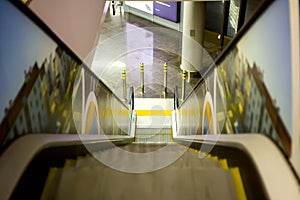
122;70;126;100
140;63;144;94
164;62;168;94
181;70;187;101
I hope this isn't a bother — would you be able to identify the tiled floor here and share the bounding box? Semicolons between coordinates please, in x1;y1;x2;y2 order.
92;5;221;99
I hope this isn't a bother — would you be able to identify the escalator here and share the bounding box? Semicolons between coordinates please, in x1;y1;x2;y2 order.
1;84;299;199
2;126;299;199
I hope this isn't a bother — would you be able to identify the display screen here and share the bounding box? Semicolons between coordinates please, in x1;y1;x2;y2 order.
154;2;180;23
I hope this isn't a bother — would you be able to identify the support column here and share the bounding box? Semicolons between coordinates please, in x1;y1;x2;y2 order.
180;2;206;82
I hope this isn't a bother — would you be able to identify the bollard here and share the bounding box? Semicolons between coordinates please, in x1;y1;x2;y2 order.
181;70;187;101
140;63;144;94
121;70;127;99
163;62;168;94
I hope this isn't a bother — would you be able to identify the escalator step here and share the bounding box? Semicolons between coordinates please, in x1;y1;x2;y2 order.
41;168;63;200
231;167;247;200
63;159;76;170
55;166;237;200
43;144;242;200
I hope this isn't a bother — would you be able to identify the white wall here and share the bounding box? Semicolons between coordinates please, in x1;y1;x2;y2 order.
29;0;108;66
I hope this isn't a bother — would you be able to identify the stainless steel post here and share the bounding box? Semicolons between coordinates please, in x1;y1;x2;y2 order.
140;63;144;94
122;70;126;99
164;62;168;94
181;70;187;101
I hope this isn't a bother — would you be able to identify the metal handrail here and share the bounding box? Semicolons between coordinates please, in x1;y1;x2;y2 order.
128;86;134;110
174;85;179;110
